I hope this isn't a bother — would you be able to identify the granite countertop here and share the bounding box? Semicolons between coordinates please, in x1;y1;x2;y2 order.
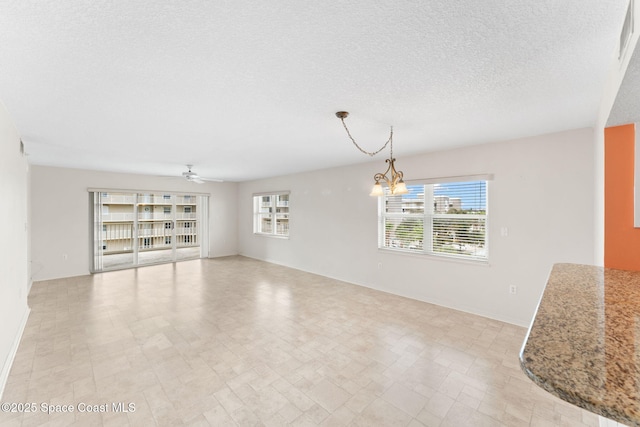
520;263;640;426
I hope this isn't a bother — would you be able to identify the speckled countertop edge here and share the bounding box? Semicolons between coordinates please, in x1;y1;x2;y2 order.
520;263;640;427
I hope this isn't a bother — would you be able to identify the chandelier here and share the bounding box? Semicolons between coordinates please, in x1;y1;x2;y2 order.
335;111;408;196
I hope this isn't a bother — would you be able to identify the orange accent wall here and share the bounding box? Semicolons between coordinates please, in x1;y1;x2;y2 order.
605;124;640;270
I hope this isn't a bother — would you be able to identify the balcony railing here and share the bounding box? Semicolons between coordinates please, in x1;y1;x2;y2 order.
175;227;197;234
137;212;196;220
176;213;196;220
104;229;197;238
138;213;172;220
176;195;195;204
137;242;199;250
135;228;197;236
138;195;173;204
138;196;197;205
102;232;133;240
137;229;171;237
103;213;135;222
138;243;172;251
101;194;135;204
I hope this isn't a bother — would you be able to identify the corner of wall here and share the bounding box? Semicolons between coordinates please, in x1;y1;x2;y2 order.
0;100;31;399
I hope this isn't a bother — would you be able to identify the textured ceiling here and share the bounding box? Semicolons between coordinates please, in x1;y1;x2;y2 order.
0;1;630;182
608;41;640;127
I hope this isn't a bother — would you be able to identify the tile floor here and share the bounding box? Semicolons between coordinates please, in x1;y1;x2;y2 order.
0;256;599;426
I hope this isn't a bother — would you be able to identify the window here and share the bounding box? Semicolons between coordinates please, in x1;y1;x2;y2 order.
379;179;488;261
253;192;290;237
184;206;192;213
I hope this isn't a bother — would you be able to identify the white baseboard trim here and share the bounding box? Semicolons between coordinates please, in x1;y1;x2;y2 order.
599;416;625;426
0;306;31;400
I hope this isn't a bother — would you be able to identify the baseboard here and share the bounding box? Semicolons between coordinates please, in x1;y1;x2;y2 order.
237;254;531;327
599;416;625;426
0;305;30;400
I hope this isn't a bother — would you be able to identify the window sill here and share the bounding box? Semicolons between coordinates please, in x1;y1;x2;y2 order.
254;233;289;240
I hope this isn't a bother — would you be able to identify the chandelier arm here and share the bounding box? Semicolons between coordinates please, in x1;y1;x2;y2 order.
373;173;386;184
340;118;393;157
389;160;404;186
373;159;393;186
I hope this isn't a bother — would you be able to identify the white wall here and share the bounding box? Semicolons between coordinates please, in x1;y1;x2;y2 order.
238;128;596;326
0;102;30;397
31;166;238;281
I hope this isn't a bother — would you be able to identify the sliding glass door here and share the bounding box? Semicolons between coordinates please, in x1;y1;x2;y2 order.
93;191;135;270
91;190;208;272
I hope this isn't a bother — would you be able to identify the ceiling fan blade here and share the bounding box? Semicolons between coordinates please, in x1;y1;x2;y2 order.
180;165;223;183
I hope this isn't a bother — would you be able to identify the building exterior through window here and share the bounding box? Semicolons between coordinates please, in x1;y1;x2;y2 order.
91;191;209;271
253;192;290;237
379;180;488;261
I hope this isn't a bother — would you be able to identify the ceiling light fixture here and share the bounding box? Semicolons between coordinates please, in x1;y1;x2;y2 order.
335;111;408;196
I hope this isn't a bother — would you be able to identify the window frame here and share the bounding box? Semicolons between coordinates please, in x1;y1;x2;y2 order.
253;191;290;238
378;175;490;262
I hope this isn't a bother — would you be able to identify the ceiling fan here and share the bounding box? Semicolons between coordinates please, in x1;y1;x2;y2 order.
181;165;222;183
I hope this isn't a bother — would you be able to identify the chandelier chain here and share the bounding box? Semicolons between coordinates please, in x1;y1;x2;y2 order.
339;117;393;157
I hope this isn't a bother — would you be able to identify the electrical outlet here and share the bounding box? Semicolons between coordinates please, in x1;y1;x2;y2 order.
377;262;383;270
62;254;68;261
509;285;517;295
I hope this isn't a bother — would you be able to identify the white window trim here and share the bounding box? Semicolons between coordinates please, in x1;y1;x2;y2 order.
378;176;490;263
253;191;290;238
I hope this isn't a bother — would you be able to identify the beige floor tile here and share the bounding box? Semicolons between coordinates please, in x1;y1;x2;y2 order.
381;382;427;417
306;378;352;412
0;256;601;426
352;397;413;426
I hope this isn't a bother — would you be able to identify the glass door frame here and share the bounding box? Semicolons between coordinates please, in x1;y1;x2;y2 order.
90;189;209;273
